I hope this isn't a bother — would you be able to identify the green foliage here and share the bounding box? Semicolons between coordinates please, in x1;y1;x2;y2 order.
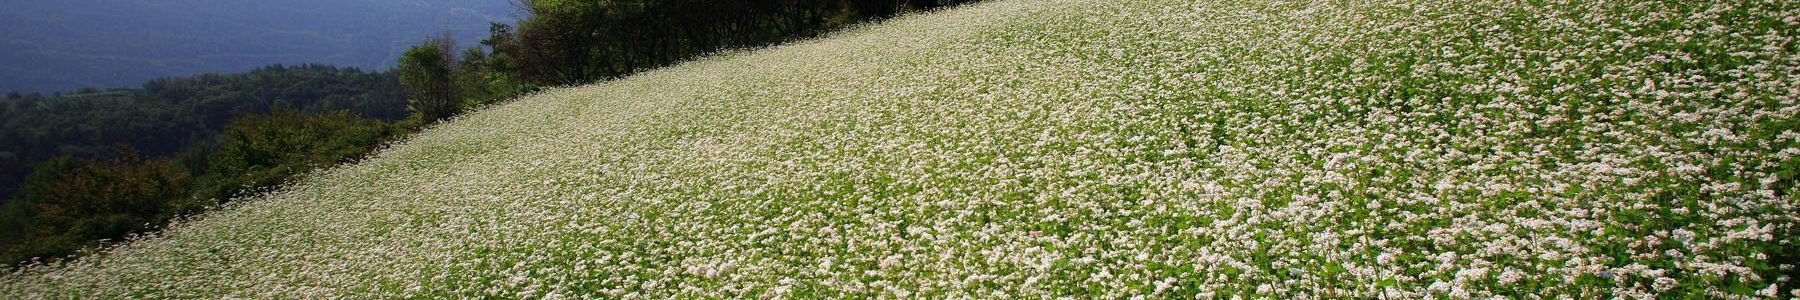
195;110;394;203
398;37;462;124
0;149;191;266
498;0;979;85
455;47;531;110
0;109;394;267
0;64;406;267
0;65;405;201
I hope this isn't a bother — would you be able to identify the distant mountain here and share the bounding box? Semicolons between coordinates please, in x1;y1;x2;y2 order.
0;0;517;93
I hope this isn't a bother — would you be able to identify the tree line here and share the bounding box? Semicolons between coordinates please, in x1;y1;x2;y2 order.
394;0;978;116
0;65;409;265
1;0;979;267
0;65;407;202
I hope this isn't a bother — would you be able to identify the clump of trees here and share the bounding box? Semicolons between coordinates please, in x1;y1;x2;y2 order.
398;36;466;123
0;67;405;266
0;65;406;202
0;110;401;267
0;150;191;263
396;0;978;106
395;32;535;125
195;110;395;202
507;0;976;85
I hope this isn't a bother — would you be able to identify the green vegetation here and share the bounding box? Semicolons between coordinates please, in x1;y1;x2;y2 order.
4;0;1797;297
0;65;406;200
0;109;400;267
398;36;467;123
0;66;407;266
495;0;977;85
7;0;1797;298
0;151;191;265
194;110;397;204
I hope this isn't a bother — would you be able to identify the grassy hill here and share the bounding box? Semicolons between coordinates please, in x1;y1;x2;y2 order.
4;0;1798;298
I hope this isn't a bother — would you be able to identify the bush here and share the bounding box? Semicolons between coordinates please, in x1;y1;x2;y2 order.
0;149;190;265
196;110;393;202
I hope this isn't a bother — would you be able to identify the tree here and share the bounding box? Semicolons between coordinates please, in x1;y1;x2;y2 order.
494;0;979;87
196;110;391;202
397;35;461;124
0;148;191;265
457;48;495;108
481;23;522;77
0;65;408;266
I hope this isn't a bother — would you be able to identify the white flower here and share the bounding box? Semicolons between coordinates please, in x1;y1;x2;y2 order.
5;0;1797;298
1652;277;1677;292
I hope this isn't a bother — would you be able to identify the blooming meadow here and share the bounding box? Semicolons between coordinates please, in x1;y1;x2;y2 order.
3;0;1798;298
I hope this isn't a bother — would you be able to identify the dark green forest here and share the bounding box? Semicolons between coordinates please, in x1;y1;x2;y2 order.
1;0;976;267
0;65;407;201
0;66;408;265
496;0;978;85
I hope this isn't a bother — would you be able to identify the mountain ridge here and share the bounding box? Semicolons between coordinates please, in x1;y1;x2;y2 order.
0;0;516;93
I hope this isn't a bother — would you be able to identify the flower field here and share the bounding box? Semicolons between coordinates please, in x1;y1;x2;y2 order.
4;0;1798;298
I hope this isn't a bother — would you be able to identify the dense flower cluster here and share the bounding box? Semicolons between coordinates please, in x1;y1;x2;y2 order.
3;0;1797;298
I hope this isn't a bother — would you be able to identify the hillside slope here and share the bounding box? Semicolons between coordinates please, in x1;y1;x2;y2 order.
4;0;1799;298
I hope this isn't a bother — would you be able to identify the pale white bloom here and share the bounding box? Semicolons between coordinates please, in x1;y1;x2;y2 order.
1652;277;1677;292
3;0;1797;298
